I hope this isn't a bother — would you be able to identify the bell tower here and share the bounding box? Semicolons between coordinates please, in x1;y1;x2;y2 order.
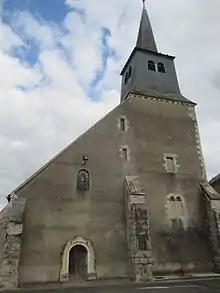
120;1;193;104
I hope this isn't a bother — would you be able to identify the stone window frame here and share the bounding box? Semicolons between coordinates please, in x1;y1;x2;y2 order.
60;236;96;282
163;153;180;174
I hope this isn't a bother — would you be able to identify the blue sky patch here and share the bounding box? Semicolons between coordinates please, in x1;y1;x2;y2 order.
2;0;71;23
10;39;40;66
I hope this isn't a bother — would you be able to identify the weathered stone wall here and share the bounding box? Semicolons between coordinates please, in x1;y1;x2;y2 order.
12;94;213;285
125;176;153;282
17;101;132;286
210;202;220;271
201;182;220;272
211;177;220;195
0;198;26;289
126;95;212;274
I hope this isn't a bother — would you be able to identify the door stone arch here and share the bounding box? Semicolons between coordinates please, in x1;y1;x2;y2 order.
60;236;96;282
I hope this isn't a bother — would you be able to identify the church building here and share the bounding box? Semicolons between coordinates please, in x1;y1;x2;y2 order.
1;1;220;289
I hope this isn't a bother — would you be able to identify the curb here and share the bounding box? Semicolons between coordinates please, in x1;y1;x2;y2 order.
155;275;220;283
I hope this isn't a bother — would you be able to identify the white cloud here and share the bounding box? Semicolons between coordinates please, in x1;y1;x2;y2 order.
0;21;23;51
65;0;140;60
0;6;118;205
14;11;60;50
61;11;103;86
0;51;41;89
0;0;220;209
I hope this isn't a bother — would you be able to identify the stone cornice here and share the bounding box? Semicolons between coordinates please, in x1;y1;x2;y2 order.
128;93;196;107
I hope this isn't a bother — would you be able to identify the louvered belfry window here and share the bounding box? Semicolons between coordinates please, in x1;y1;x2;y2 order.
148;60;156;71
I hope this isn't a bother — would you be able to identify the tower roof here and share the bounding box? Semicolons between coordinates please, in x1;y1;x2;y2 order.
136;1;158;52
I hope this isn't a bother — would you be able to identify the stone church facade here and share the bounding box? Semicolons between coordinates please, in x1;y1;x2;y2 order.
1;2;220;289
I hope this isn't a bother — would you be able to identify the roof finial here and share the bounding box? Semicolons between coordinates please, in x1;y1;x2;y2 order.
142;0;146;6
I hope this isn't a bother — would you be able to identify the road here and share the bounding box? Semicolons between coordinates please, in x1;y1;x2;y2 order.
6;278;220;293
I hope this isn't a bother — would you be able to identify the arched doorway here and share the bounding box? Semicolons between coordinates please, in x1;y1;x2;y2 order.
60;236;97;282
69;245;87;280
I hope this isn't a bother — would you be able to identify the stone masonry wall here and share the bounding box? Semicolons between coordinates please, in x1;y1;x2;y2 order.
201;182;220;272
125;176;153;282
0;197;26;289
209;201;220;271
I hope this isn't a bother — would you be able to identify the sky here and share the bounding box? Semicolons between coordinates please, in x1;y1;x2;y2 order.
0;0;220;208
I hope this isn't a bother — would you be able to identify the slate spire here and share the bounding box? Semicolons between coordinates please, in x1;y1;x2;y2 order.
136;0;158;52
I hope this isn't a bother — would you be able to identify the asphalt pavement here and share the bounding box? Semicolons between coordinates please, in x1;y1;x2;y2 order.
5;277;220;293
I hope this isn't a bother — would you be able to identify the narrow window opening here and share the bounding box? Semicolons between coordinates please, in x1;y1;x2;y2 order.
169;196;176;218
176;197;184;217
168;195;185;229
120;118;126;131
148;60;156;71
122;148;128;160
158;62;166;73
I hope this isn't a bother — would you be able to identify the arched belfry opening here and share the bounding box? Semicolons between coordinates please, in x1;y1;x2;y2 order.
60;237;96;283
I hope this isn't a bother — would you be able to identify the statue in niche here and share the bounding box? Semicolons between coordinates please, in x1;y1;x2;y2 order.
77;169;90;191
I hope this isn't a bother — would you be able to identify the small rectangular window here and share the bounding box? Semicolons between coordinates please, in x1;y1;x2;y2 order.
166;157;175;173
122;148;128;160
120;118;125;131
